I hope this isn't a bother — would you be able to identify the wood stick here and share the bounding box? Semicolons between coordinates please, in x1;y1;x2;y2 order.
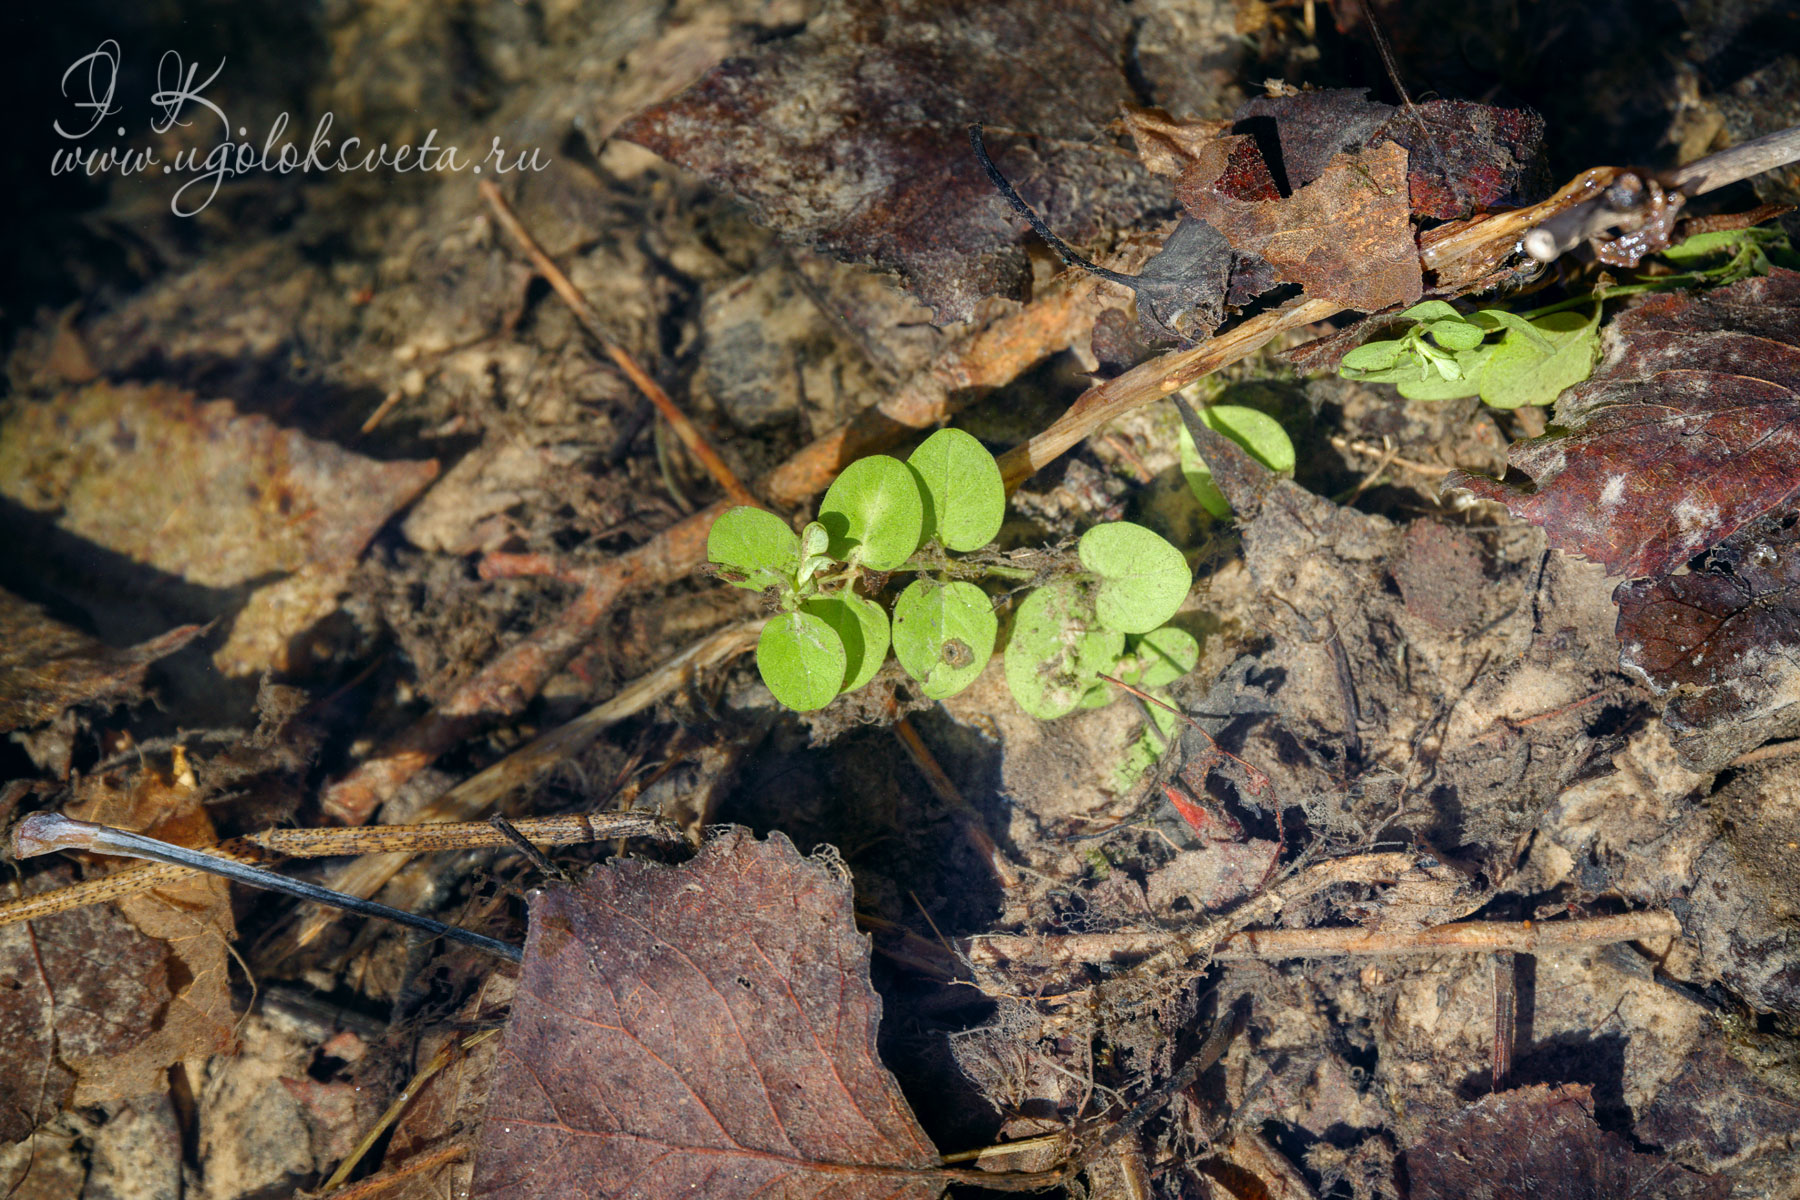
964;910;1681;971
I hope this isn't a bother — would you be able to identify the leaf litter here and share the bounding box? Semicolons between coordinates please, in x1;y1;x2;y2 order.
5;2;1800;1199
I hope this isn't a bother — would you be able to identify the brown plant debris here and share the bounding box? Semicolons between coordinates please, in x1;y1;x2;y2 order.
1403;1083;1727;1200
1616;506;1800;750
618;0;1164;323
472;827;940;1199
1447;270;1800;582
0;587;204;734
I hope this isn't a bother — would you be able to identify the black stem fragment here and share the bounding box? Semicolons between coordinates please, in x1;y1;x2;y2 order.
968;123;1140;288
12;813;525;963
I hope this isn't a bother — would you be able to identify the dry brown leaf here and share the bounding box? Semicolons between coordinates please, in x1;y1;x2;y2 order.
472;827;940;1200
58;764;238;1106
1176;138;1422;312
0;381;437;676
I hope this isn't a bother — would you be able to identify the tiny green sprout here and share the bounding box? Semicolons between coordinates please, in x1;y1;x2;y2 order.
1178;404;1297;518
817;454;924;570
1120;626;1200;688
1339;299;1601;408
795;521;834;590
907;427;1005;552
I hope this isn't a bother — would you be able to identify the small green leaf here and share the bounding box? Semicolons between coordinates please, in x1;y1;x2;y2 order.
818;455;925;570
801;593;890;694
1395;344;1491;401
906;428;1005;552
757;610;847;712
1425;318;1486;352
796;521;834;588
1003;581;1124;720
1340;339;1407;371
1399;300;1463;322
707;506;800;592
1125;626;1200;688
1477;308;1600;409
1469;308;1553;350
1080;523;1190;634
1661;225;1785;263
1178;405;1297;518
892;579;997;699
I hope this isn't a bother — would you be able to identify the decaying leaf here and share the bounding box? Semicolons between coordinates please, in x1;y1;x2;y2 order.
1616;506;1800;747
0;381;438;676
0;866;169;1143
1447;270;1800;580
1636;1043;1800;1172
1232;89;1546;219
1176;138;1422;313
59;763;239;1106
0;587;204;735
618;0;1163;323
1404;1083;1727;1200
473;828;940;1199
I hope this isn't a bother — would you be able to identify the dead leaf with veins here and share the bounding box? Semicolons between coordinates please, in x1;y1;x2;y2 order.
472;828;942;1200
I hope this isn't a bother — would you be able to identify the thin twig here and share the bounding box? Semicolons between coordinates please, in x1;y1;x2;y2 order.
894;715;1021;889
965;910;1681;972
479;179;757;510
315;1141;469;1200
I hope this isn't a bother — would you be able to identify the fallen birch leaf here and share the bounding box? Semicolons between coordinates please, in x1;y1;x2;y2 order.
1176;138;1422;313
472;828;940;1199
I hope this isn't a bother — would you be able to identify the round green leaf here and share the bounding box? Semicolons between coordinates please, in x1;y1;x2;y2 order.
1425;318;1486;352
1177;405;1297;518
1476;309;1600;410
801;593;890;695
818;455;924;570
1395;343;1491;401
1003;581;1124;720
1339;339;1406;371
906;428;1005;552
891;579;997;700
707;506;800;592
1079;523;1191;634
1400;300;1462;322
1125;626;1200;687
756;611;846;712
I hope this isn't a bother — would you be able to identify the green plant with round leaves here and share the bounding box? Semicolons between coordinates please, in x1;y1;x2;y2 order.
1178;404;1297;518
907;427;1006;552
891;579;996;699
704;430;1200;722
1338;299;1602;409
817;454;924;570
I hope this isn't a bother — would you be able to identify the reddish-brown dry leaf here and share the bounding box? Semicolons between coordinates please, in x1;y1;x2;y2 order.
1615;506;1800;741
1404;1084;1727;1200
1636;1043;1800;1172
472;828;940;1200
0;866;168;1143
616;0;1164;323
1175;137;1421;313
0;587;205;734
1447;270;1800;580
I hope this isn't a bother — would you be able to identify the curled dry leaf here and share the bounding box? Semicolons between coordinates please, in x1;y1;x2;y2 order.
1446;270;1800;580
473;828;940;1200
1175;138;1422;313
618;0;1161;323
1404;1083;1727;1200
0;587;205;735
